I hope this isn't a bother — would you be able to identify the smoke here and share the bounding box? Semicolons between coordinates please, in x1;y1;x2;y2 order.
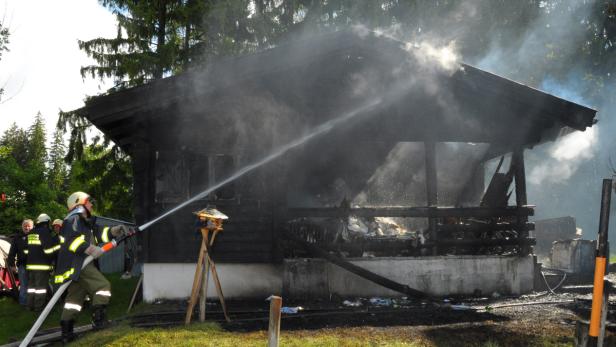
359;24;461;73
475;0;594;80
149;1;616;243
404;41;459;73
466;0;616;239
528;127;598;185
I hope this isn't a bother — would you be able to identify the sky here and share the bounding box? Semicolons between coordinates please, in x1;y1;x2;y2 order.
0;0;116;138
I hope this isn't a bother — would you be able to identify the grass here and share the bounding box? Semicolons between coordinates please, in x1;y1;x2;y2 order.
69;322;581;347
0;273;138;344
72;323;423;347
2;272;612;346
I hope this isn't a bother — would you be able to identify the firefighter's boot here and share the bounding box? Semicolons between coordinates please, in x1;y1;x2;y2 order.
60;320;75;343
92;305;110;330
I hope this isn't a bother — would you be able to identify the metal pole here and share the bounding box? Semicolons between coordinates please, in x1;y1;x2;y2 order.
588;179;612;347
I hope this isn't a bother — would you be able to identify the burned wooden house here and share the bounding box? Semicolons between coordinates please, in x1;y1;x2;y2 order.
77;30;596;300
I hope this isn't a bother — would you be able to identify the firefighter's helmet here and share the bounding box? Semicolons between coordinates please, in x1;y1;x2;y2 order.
36;213;51;224
52;219;63;227
67;191;90;211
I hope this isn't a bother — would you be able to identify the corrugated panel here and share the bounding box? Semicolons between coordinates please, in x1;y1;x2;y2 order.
98;242;125;274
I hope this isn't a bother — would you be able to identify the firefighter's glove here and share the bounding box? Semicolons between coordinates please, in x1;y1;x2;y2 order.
110;225;130;237
85;245;104;259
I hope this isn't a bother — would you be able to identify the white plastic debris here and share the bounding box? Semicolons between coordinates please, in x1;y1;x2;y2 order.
343;299;363;307
280;306;303;314
369;297;393;306
451;304;474;311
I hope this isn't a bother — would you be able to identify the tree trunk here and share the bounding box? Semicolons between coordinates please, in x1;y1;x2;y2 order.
155;0;167;79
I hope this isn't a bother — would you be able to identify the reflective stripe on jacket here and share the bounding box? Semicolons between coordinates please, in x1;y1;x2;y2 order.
54;208;112;284
26;223;59;271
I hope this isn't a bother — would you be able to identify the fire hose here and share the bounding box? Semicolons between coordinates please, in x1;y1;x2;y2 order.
19;227;139;347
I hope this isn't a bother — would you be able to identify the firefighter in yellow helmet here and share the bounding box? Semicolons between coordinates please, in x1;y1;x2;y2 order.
55;192;130;342
25;213;60;311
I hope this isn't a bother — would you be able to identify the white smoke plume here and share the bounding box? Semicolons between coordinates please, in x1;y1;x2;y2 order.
528;126;598;185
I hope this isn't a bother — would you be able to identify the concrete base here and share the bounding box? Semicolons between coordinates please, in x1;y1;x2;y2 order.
143;263;283;302
284;255;535;298
143;255;535;302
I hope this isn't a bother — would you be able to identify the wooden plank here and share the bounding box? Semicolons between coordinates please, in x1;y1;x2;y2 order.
437;222;535;233
127;274;144;314
205;252;230;322
199;231;210;323
185;236;206;325
424;141;438;255
286;206;535;218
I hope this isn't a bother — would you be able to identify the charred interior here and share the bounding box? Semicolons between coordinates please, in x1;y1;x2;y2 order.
78;30;596;265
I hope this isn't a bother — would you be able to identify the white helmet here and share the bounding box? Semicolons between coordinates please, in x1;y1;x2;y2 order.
67;191;90;211
52;219;63;227
36;213;51;224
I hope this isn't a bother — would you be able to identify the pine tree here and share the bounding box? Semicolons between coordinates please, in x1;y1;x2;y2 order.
79;0;206;89
27;112;47;171
48;128;67;193
0;123;29;167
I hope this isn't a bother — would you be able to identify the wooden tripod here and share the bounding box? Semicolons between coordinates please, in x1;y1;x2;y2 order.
184;227;230;324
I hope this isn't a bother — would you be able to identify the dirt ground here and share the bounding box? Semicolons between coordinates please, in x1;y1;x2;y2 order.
126;274;616;346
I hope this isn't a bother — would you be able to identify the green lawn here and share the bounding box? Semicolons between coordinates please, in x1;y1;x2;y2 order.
0;273;138;344
70;322;577;347
71;323;427;347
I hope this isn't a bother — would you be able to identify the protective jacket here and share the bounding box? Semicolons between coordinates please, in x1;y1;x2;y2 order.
54;206;114;284
26;223;60;271
7;233;28;267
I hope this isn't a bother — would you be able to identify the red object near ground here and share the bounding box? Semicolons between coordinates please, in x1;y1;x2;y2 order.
0;266;18;290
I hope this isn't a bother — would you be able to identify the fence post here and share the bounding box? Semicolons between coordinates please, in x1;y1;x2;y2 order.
268;295;282;347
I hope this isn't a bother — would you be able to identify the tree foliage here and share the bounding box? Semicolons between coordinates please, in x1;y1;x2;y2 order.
66;137;133;221
0;118;65;235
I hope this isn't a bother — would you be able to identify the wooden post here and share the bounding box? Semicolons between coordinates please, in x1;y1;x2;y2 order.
512;148;529;253
512;149;527;207
127;274;144;313
185;236;207;325
205;252;230;322
424;141;438;255
268;296;282;347
575;320;590;347
199;230;210;322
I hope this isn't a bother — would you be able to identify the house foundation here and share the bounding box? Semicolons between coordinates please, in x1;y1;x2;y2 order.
143;255;535;302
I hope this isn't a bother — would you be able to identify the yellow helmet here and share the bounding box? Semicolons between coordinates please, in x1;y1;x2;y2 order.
67;191;90;211
52;219;63;227
36;213;51;224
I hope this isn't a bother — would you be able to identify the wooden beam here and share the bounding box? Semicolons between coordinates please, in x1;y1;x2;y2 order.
512;148;527;207
424;141;438;255
285;206;534;219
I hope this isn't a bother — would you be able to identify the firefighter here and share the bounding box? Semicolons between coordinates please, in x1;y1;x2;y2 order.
25;214;60;311
51;219;64;246
50;219;64;276
7;219;33;306
55;192;130;342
